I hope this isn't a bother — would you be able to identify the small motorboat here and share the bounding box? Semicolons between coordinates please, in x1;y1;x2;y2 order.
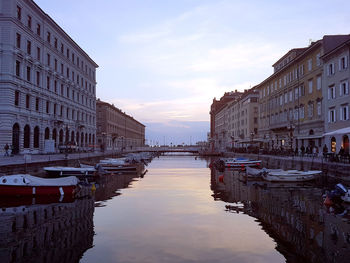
220;158;261;168
0;174;79;196
262;169;321;182
245;167;283;178
324;183;350;205
97;158;140;173
44;166;97;178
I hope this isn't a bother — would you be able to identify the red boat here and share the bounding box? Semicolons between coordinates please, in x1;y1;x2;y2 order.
0;174;79;196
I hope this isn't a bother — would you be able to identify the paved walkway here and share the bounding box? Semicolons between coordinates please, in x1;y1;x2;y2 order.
0;151;117;167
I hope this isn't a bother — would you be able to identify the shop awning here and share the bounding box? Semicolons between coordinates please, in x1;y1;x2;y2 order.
324;127;350;136
296;135;324;140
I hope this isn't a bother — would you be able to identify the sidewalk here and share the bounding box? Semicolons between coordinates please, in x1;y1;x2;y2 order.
0;150;117;168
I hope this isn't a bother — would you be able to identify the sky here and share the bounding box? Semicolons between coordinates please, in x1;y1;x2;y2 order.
35;0;350;145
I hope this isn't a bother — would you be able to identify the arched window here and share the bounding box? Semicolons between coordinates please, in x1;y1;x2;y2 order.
81;132;84;146
59;129;64;144
65;129;69;143
45;127;50;140
33;126;39;148
23;125;30;148
71;131;75;143
12;123;20;154
76;132;80;146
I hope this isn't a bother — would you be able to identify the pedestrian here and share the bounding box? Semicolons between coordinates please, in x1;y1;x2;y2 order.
4;143;9;157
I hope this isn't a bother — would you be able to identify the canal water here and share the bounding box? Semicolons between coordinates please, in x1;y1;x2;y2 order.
1;154;350;263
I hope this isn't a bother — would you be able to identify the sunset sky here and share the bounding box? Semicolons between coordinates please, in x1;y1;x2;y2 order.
35;0;350;145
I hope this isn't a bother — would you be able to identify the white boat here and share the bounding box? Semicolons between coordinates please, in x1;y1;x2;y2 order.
97;158;139;173
44;166;97;180
245;167;283;178
0;174;79;196
221;158;261;168
262;170;321;182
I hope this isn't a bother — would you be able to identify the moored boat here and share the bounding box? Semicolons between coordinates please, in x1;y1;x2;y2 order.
221;158;261;168
97;158;140;173
262;170;321;182
44;166;97;179
245;167;283;178
0;174;79;196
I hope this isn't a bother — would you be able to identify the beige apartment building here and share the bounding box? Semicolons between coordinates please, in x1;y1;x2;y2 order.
227;90;259;148
96;99;145;151
257;39;326;152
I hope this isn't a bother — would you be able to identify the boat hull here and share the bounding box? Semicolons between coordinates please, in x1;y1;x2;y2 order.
0;185;77;196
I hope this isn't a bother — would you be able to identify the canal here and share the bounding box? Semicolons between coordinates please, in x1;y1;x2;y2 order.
1;154;350;262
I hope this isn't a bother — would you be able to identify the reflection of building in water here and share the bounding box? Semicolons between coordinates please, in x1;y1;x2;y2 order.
0;197;94;263
210;167;350;263
95;172;142;203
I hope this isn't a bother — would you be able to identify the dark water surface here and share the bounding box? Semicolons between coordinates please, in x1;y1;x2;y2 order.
1;155;350;263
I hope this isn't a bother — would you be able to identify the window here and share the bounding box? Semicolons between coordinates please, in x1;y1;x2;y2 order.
26;66;31;81
317;76;321;90
61;43;64;53
46;31;51;43
308;58;312;71
16;60;20;77
329;108;336;123
308;103;314;118
54;59;57;71
36;71;40;86
14;91;19;106
299;64;304;76
61;63;64;74
340;80;349;96
17;6;22;20
66;48;70;59
27;15;32;29
36;23;41;36
46;76;50;90
300;105;305;119
340;105;349;121
294;108;298;120
35;97;39;111
316;53;321;66
37;47;40;60
317;101;322;116
54;38;58;49
289;90;293;102
328;85;336;99
61;84;64;95
26;94;30;109
308;80;313;94
53;103;57;115
328;63;335;75
54;80;57;93
26;40;31;55
67;87;70;98
16;33;21;48
46;101;50;113
339;56;348;70
47;53;51;66
299;85;305;97
66;67;69;78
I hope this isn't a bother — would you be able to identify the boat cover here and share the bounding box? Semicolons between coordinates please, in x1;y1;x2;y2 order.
0;174;79;186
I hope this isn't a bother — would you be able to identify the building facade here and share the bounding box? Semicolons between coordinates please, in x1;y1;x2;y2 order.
0;0;98;154
322;37;350;154
96;99;145;151
227;90;259;148
257;40;325;152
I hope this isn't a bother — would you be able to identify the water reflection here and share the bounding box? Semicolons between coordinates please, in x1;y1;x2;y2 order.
210;167;350;263
0;196;94;263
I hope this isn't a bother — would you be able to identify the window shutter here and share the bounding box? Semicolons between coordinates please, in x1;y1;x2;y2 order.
340;107;343;121
328;110;330;123
345;56;348;69
340;84;343;97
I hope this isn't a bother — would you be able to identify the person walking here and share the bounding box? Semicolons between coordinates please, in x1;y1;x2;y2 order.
4;143;9;157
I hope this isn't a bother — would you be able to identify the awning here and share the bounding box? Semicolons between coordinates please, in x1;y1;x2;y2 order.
324;127;350;136
296;135;324;140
